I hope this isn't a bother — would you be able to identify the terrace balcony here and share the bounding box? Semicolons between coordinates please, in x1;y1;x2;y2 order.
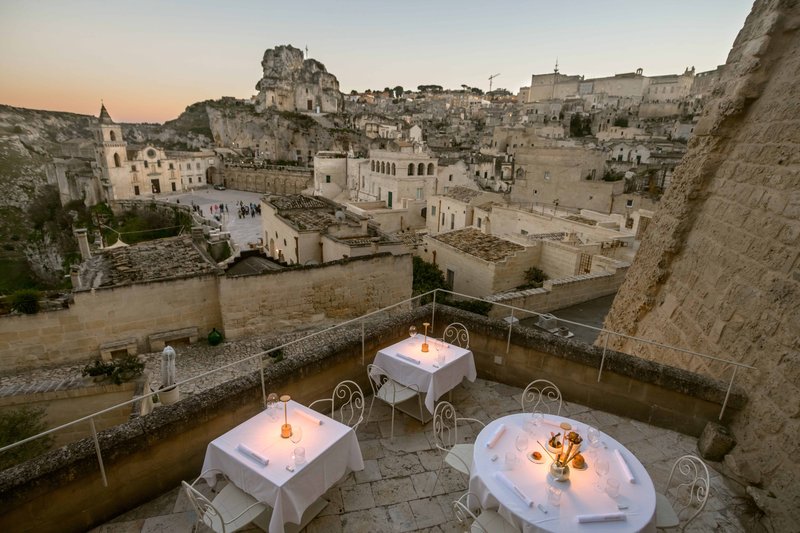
0;291;757;532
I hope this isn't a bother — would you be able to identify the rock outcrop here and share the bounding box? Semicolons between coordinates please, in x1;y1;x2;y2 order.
602;0;800;528
255;45;343;114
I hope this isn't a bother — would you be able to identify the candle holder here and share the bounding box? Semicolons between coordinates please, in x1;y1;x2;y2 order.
549;430;582;482
421;322;430;353
280;394;292;439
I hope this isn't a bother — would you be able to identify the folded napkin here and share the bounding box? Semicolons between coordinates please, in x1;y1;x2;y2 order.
495;472;534;508
614;449;635;483
296;409;323;425
237;443;269;466
396;353;421;365
485;424;506;448
577;512;626;523
543;419;563;428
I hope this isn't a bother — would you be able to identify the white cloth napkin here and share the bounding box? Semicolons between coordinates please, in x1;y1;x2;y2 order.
486;424;506;448
544;419;564;428
396;353;421;365
495;472;534;507
237;443;269;466
296;409;323;425
577;512;626;523
614;449;635;483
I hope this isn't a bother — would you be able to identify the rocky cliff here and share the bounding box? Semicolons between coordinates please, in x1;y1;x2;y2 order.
602;0;800;528
255;45;343;114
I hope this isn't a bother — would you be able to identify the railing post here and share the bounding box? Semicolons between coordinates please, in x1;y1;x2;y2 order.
259;354;267;408
361;319;366;366
597;331;610;382
431;290;437;333
720;365;738;421
506;308;514;354
89;418;108;488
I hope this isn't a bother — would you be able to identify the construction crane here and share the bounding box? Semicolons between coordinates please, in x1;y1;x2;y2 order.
488;73;501;94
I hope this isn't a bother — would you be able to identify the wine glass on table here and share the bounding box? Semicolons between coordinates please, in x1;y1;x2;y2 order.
266;393;279;420
515;433;529;459
587;427;602;459
290;425;303;445
408;325;417;344
594;457;610;492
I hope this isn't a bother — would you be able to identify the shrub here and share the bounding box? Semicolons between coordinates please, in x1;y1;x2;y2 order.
82;355;144;385
10;289;40;314
0;406;53;470
446;299;493;316
525;267;547;286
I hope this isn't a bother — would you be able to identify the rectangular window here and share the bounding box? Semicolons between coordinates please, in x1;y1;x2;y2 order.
446;269;455;288
477;218;482;228
196;163;201;169
189;178;193;183
134;185;140;195
144;160;149;168
431;206;436;216
326;175;331;183
544;171;551;180
521;229;528;235
171;182;176;191
626;199;634;208
131;165;137;171
449;174;453;182
198;176;202;183
416;187;423;200
450;214;455;230
157;160;161;168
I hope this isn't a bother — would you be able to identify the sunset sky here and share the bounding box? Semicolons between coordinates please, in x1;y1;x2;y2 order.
0;0;754;123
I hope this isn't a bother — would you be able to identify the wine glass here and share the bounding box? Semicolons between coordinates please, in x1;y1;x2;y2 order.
266;393;279;420
532;412;544;428
587;427;602;458
290;425;303;445
515;433;529;457
594;457;610;492
408;325;417;339
523;417;536;436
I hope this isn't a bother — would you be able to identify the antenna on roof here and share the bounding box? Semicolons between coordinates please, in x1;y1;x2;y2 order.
488;73;501;95
305;45;309;58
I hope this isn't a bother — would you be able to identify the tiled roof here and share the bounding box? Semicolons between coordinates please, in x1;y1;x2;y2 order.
432;228;524;262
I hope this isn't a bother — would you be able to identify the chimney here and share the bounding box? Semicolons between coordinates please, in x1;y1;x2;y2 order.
191;226;205;244
70;265;81;290
74;228;91;260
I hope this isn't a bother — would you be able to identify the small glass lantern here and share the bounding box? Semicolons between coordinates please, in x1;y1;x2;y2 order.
280;394;292;438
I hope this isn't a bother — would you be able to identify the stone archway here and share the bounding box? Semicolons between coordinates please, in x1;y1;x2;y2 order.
206;166;219;186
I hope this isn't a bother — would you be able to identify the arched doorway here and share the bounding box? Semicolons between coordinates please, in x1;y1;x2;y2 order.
206;166;220;186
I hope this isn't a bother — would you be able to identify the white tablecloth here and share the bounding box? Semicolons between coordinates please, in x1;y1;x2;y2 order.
202;401;364;533
469;414;656;533
374;335;477;413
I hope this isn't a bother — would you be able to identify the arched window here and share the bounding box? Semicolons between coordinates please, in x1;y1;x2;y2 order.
427;163;434;175
371;160;375;171
380;161;385;174
391;163;396;175
113;153;121;167
408;163;414;176
109;130;116;141
418;163;425;176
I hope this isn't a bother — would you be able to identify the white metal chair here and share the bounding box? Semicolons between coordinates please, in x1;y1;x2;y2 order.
366;364;422;439
182;470;271;533
520;379;562;415
309;379;365;432
655;454;710;531
453;492;520;533
430;401;485;496
442;322;470;348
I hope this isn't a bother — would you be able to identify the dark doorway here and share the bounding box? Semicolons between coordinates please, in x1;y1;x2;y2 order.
307;100;313;111
151;179;161;194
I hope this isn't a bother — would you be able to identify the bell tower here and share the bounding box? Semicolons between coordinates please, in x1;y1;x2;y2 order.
94;103;131;199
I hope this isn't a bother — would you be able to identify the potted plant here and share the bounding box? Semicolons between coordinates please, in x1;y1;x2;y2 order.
158;345;180;405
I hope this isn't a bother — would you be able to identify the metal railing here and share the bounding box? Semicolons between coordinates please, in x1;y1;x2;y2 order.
0;288;755;487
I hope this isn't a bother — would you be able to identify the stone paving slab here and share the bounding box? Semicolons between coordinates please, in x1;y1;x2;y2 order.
93;378;762;532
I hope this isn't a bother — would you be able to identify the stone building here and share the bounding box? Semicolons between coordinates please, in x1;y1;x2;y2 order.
602;1;800;527
254;45;343;114
354;145;438;214
261;194;404;265
91;104;219;201
426;186;504;235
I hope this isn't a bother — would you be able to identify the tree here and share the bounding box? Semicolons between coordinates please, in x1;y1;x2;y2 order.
383;87;392;94
0;406;53;470
350;89;358;95
613;117;629;127
393;86;404;97
569;114;592;137
412;256;448;297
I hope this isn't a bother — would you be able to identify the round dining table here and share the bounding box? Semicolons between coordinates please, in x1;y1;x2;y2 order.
469;413;657;532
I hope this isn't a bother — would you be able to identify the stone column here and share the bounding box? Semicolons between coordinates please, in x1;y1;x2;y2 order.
70;265;81;290
74;228;91;260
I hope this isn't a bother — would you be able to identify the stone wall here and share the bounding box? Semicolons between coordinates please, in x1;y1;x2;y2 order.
487;264;628;316
219;253;413;339
0;378;137;446
0;305;745;532
602;0;800;525
220;166;311;195
0;275;221;372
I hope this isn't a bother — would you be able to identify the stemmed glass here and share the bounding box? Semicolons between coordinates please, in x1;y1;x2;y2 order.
594;457;610;492
408;325;417;339
266;393;279;420
532;412;544;428
587;427;602;459
515;433;529;458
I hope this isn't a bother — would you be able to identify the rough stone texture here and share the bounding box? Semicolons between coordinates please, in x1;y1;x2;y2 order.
697;422;736;461
602;0;800;526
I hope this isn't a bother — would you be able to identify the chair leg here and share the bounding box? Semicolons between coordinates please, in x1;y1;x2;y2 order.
429;459;444;497
366;396;375;425
390;405;395;440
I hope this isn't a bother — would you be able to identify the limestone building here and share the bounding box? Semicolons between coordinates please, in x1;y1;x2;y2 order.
254;45;343;114
92;104;219;201
602;1;800;526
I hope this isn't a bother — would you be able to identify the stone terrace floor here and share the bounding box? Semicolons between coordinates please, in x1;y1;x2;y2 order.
91;378;762;533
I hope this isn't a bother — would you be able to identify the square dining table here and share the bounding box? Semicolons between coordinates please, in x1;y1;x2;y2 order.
373;334;477;415
201;400;364;533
